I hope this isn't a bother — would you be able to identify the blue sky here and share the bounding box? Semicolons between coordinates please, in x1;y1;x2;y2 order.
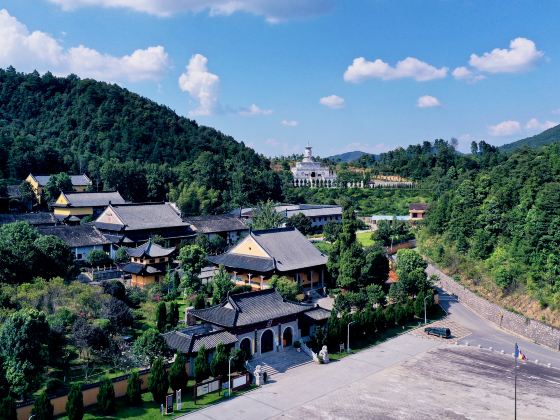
1;1;559;157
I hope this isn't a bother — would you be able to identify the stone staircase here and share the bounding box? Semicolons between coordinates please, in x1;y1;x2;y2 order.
247;347;312;377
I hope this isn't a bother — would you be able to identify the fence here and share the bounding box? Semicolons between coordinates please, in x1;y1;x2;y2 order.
16;368;151;420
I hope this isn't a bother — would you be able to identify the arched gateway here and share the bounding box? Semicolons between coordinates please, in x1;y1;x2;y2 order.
240;337;252;356
282;327;293;347
260;329;274;354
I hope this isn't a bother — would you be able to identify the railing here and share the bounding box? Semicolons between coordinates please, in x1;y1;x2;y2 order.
300;341;319;363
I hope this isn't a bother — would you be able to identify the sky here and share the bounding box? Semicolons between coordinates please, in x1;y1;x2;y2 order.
1;0;559;157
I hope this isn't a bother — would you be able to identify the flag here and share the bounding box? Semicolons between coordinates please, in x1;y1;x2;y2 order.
514;343;527;361
518;349;527;361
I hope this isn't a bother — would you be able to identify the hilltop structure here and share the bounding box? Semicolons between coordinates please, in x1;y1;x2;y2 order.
291;145;337;187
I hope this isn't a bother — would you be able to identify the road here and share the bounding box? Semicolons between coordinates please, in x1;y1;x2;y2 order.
428;263;560;367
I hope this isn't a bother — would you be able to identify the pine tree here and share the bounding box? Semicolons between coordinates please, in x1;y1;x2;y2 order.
0;396;17;420
194;345;210;383
32;391;54;420
148;356;169;404
156;302;167;332
210;342;228;378
167;302;179;329
97;377;115;414
168;353;189;392
66;384;84;420
126;370;143;406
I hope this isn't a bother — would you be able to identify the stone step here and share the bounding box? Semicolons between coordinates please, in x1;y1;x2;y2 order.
247;348;312;377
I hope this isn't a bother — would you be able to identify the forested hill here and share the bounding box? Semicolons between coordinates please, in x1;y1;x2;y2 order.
0;68;282;208
327;150;369;163
500;124;560;153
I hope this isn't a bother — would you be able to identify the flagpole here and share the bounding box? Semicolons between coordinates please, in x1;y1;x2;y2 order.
514;353;517;420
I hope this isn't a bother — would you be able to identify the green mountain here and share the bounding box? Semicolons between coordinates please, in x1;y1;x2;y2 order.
500;124;560;152
0;68;281;207
327;150;370;163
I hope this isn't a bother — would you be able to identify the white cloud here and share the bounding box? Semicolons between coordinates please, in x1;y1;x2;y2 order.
343;56;447;83
238;104;273;116
469;37;544;74
319;94;345;109
416;95;441;108
488;120;522;136
525;118;558;131
281;119;299;127
48;0;332;23
452;66;485;83
178;54;220;117
0;9;168;82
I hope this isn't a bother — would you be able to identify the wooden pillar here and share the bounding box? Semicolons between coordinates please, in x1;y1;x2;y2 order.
310;269;314;290
260;275;264;290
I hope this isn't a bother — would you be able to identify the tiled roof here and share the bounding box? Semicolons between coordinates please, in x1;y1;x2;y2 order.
121;262;163;275
33;174;92;187
303;307;331;321
163;325;237;355
208;253;275;272
183;214;247;234
54;191;125;207
190;288;314;328
125;239;175;258
97;203;189;231
409;203;428;211
285;206;342;218
38;225;111;247
0;212;58;226
250;227;327;272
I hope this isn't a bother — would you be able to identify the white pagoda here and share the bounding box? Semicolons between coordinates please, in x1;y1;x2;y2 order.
291;145;337;187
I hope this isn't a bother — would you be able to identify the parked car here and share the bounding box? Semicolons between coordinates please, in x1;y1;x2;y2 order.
424;327;451;338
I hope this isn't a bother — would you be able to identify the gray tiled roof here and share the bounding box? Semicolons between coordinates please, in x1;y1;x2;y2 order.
121;262;163;275
125;239;175;258
33;174;92;187
0;212;58;226
53;191;125;207
38;225;111;247
207;253;275;272
98;203;189;230
190;288;314;328
285;206;342;218
183;214;247;234
303;307;331;321
250;227;327;272
163;325;237;355
409;203;428;211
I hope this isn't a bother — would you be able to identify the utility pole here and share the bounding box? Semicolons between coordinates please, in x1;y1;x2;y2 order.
514;356;518;420
228;355;234;397
424;295;428;325
347;321;355;353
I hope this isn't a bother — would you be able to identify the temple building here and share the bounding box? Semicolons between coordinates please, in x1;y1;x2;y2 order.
26;173;92;204
208;227;328;290
291;145;337;187
52;191;125;221
121;239;177;287
183;214;248;245
163;288;331;372
409;203;428;222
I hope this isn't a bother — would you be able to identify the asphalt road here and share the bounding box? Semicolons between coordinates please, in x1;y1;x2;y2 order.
428;264;560;367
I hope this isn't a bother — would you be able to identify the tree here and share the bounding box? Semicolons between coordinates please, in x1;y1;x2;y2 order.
285;213;313;235
102;280;126;301
114;246;129;264
126;370;143;406
148;356;169;405
193;294;206;309
0;396;16;420
86;249;111;267
156;302;167;332
66;384;84;420
322;221;342;242
361;245;389;287
168;353;189;392
102;297;133;332
167;301;179;329
44;172;73;203
250;200;285;230
133;329;168;364
32;391;54;420
194;345;210;382
396;249;429;296
179;244;206;291
210;342;228;378
0;309;50;395
34;235;73;279
229;347;247;372
0;221;40;283
365;284;385;306
269;275;300;300
212;265;233;302
97;377;116;414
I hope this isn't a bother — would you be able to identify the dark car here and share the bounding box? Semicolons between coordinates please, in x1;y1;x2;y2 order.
424;327;451;338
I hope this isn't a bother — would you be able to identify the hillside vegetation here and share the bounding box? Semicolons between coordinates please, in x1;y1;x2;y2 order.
500;124;560;153
0;68;281;209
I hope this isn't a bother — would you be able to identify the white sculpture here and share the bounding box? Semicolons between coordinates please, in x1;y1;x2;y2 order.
319;345;329;364
254;365;265;385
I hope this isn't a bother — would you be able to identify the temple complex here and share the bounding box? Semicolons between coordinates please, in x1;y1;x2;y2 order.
291;145;337;187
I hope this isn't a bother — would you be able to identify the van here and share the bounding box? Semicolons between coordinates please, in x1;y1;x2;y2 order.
424;327;451;338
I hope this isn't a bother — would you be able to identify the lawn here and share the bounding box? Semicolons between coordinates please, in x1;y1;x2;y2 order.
356;231;374;247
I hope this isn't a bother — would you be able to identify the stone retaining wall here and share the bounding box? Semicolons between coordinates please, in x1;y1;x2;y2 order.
431;265;560;351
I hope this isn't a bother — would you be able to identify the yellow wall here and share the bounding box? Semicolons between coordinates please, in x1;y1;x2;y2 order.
74;186;88;192
131;274;157;288
54;207;94;216
230;236;269;258
25;175;42;202
55;194;69;205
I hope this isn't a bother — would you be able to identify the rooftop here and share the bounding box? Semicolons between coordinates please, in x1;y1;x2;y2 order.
53;191;126;207
125;239;175;258
37;225;111;247
183;214;248;234
163;324;237;355
0;212;59;226
95;202;191;231
409;203;428;211
31;174;92;187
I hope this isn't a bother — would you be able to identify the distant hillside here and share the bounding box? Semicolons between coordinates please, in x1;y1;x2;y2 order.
327;150;369;163
0;68;280;206
500;124;560;152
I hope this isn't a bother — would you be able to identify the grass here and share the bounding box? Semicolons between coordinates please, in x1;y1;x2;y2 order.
356;231;374;247
314;241;333;255
63;382;257;419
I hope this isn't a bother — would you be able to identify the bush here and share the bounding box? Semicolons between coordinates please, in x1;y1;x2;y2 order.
148;357;169;405
86;249;112;267
230;285;252;295
126;287;148;307
133;329;168;364
45;377;67;394
0;396;16;420
32;391;54;420
194;346;210;383
156;302;167;332
168;353;189;392
97;377;115;414
210;342;228;378
127;370;143;406
193;294;206;310
66;384;84;420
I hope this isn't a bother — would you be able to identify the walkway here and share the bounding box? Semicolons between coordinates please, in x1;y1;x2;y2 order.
246;347;312;377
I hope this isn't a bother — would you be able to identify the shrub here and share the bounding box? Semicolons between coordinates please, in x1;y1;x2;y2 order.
126;370;143;406
168;353;189;392
194;346;210;383
97;377;115;414
86;249;112;267
230;285;253;295
0;396;16;420
156;302;167;332
210;343;228;378
66;384;84;420
32;391;54;420
148;357;169;405
193;294;206;310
